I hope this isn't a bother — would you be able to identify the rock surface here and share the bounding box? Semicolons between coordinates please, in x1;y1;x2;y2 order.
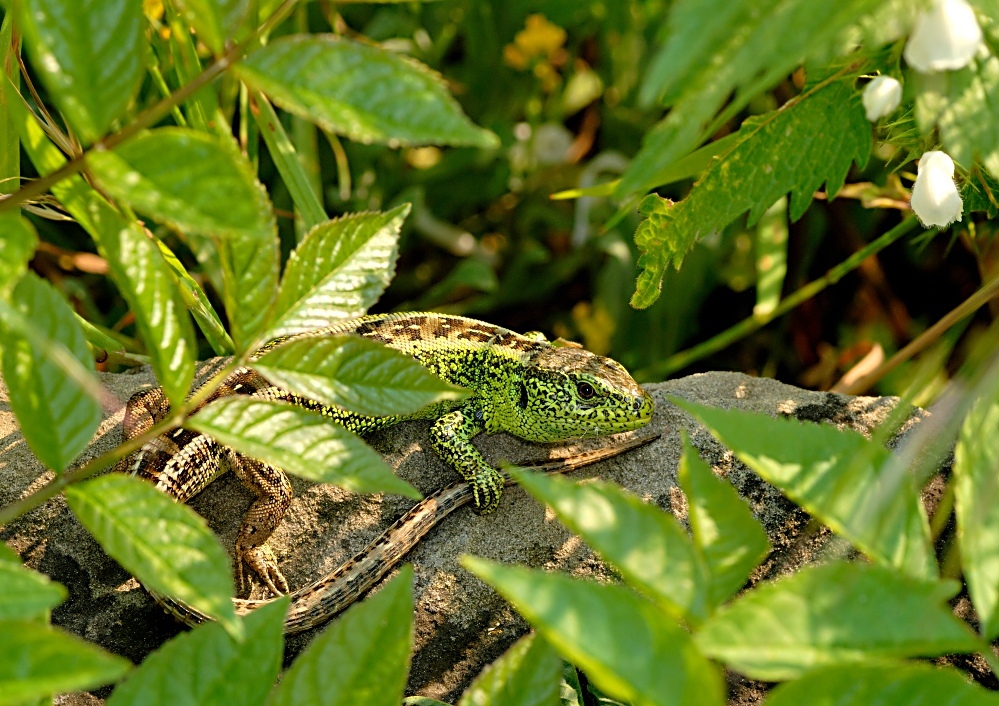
1;367;922;704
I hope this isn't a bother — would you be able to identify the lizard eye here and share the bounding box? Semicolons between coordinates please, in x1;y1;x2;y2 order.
576;381;595;399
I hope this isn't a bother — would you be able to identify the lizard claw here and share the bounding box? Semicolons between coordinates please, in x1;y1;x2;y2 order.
470;474;503;515
239;544;290;596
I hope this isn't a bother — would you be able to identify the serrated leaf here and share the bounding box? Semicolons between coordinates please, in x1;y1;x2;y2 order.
0;213;38;297
186;397;420;499
65;475;241;639
462;558;725;706
672;397;935;579
0;273;101;472
18;0;143;144
622;0;879;195
955;375;999;639
171;0;251;55
695;562;977;681
916;54;999;179
253;335;467;417
88;128;276;242
265;206;409;340
269;565;413;706
630;80;871;308
233;35;499;148
458;633;562;706
107;597;285;706
677;437;769;609
509;468;709;624
0;620;131;704
22;119;197;405
765;662;999;706
0;563;66;621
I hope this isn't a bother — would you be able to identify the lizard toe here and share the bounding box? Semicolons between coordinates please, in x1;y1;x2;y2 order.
240;544;290;596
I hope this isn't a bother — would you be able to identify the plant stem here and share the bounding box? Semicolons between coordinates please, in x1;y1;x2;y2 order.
651;215;918;377
0;0;301;214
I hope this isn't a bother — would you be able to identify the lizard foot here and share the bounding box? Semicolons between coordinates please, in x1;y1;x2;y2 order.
238;544;290;596
470;473;504;515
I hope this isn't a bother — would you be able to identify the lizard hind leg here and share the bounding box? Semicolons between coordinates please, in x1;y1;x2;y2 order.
429;406;504;515
226;449;293;596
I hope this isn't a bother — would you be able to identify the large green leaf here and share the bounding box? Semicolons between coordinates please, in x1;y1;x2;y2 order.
265;206;409;340
65;475;241;639
0;563;66;621
630;80;870;308
765;662;999;706
186;397;420;499
269;565;413;706
510;468;709;624
88;128;276;242
233;35;499;148
463;558;724;706
695;562;978;681
0;213;38;297
621;0;879;195
916;54;999;179
23;119;197;406
457;633;561;706
0;11;18;198
677;438;769;609
18;0;144;143
107;598;285;706
0;620;131;705
673;397;935;579
955;374;999;639
171;0;251;55
0;274;101;472
253;335;467;417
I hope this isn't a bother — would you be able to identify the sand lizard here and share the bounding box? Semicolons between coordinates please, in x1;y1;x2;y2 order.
118;312;655;633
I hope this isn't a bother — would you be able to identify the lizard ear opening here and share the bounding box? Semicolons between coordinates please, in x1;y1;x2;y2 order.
517;381;529;409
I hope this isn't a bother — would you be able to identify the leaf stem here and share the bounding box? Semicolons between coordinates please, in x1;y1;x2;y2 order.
0;0;301;214
649;215;919;378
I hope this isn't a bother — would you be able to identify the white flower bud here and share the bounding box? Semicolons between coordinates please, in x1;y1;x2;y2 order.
910;151;963;227
904;0;982;72
862;76;903;121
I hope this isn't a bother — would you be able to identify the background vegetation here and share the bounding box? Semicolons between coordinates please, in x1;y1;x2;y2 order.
5;0;999;704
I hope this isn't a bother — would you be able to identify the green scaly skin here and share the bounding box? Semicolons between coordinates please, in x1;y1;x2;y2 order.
262;312;655;513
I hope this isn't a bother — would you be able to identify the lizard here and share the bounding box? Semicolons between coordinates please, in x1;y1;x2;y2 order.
117;312;655;632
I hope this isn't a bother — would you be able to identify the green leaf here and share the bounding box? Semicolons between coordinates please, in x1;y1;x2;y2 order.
765;662;999;706
171;0;251;55
0;544;19;563
672;397;935;579
0;11;19;198
695;562;978;681
252;91;327;231
17;0;143;144
87;128;276;242
269;565;413;706
22;118;198;405
253;335;467;417
404;700;450;706
462;557;725;706
955;375;999;639
509;468;709;624
753;196;788;317
266;206;409;340
219;227;281;352
622;0;878;195
677;437;769;609
0;563;66;621
233;36;499;148
0;273;101;472
65;475;242;639
186;396;420;499
630;80;870;308
916;54;999;178
0;620;131;704
107;597;286;706
458;633;562;706
0;213;38;297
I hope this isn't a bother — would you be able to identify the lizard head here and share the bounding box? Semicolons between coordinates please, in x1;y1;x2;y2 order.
505;345;654;442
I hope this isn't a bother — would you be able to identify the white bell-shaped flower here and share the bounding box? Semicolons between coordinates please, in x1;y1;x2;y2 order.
904;0;982;72
910;151;963;227
862;76;903;121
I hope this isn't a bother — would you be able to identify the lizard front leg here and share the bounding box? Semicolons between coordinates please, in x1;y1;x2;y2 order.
430;404;504;514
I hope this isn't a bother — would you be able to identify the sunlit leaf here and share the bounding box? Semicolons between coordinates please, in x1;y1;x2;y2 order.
457;633;562;706
0;563;66;621
0;213;38;297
